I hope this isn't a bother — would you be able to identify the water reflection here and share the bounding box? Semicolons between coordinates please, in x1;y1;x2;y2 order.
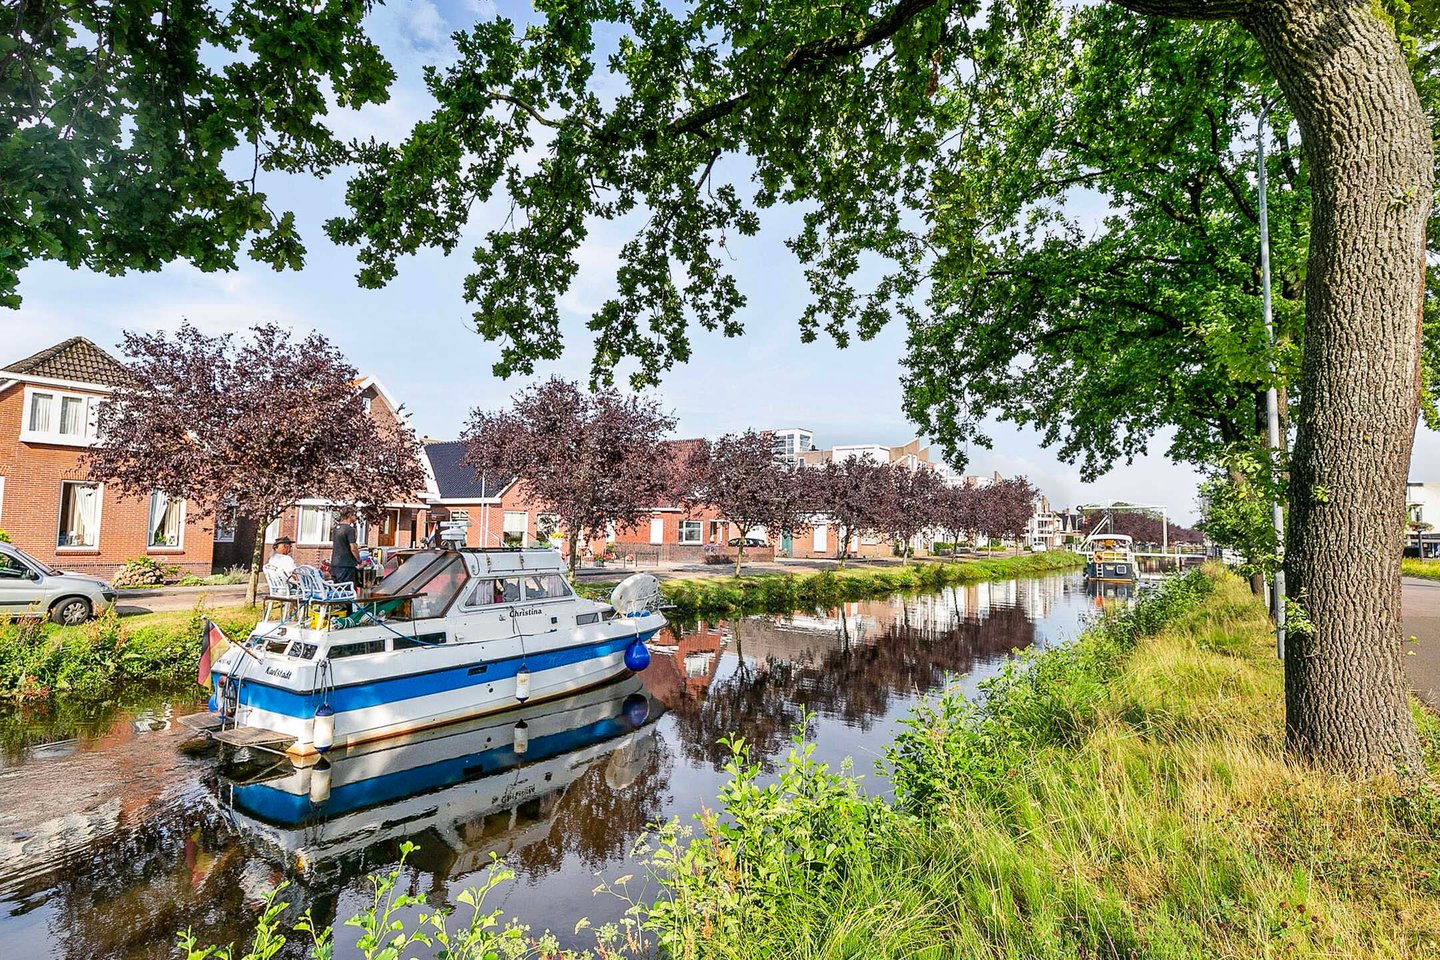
0;573;1095;960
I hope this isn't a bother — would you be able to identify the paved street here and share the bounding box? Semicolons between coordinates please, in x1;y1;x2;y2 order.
1405;576;1440;709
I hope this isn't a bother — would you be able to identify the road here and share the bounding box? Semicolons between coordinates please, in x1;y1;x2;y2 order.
1405;576;1440;709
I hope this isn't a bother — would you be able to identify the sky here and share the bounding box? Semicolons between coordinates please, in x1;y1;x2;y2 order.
5;0;1438;525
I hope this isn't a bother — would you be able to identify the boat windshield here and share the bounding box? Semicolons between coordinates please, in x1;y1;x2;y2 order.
374;550;450;596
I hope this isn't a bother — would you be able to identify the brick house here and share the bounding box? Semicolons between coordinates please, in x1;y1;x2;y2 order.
0;338;215;578
222;379;431;571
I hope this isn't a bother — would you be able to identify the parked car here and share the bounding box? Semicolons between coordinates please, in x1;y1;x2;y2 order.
727;537;767;548
0;541;117;624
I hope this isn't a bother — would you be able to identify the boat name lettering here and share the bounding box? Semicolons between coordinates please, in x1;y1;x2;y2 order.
265;665;294;679
506;607;543;618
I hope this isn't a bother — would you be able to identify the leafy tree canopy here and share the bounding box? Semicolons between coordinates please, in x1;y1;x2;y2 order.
8;0;1438;478
1;0;392;306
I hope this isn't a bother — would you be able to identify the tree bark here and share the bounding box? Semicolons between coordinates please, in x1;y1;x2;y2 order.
245;522;267;607
1243;0;1431;772
735;539;746;577
568;527;581;577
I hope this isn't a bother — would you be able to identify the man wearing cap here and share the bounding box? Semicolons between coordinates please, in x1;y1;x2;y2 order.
265;536;297;580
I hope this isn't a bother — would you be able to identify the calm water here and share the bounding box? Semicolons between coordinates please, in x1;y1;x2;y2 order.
0;572;1122;959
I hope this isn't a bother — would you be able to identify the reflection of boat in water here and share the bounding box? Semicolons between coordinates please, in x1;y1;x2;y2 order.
211;675;661;872
188;549;664;757
1085;578;1134;605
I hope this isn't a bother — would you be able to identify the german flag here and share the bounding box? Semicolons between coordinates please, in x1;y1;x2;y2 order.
197;619;231;688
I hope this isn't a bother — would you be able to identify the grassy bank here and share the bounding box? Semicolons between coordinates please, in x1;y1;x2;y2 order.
0;605;256;700
637;566;1440;958
585;550;1086;617
1405;557;1440;581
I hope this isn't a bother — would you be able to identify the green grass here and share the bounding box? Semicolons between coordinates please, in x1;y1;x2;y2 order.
580;551;1086;617
0;604;257;700
1405;557;1440;581
628;567;1440;958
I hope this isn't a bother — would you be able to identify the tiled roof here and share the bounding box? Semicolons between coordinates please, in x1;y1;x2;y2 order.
424;441;507;500
2;337;131;387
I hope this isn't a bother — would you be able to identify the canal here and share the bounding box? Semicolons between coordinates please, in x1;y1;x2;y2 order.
0;571;1119;959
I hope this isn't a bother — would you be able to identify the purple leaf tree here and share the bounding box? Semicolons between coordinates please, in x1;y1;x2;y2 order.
877;463;948;563
462;377;676;575
805;455;891;568
975;476;1039;545
84;322;426;604
683;430;809;575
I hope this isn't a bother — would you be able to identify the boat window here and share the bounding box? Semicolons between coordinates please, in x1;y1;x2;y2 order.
464;577;523;607
373;549;451;597
409;554;469;620
394;631;447;650
524;574;571;601
331;638;385;658
576;611;599;625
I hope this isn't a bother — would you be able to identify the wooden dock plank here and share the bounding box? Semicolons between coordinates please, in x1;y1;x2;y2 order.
213;725;295;749
177;713;225;733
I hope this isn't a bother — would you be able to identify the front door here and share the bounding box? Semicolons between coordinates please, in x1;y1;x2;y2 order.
378;509;400;547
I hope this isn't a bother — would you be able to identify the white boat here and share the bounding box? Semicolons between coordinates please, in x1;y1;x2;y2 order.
189;548;666;758
211;675;661;874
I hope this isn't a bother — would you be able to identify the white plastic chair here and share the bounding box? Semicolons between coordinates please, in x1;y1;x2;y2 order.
296;564;357;603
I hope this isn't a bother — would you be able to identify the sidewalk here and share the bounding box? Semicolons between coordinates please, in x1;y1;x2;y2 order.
1404;575;1440;708
115;583;248;614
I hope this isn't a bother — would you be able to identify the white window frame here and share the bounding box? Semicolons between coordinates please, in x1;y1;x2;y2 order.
813;525;828;553
214;502;238;543
20;386;104;447
297;505;335;546
649;518;664;545
502;510;528;547
264;516;282;544
57;480;104;550
678;520;703;544
0;476;5;522
147;491;187;549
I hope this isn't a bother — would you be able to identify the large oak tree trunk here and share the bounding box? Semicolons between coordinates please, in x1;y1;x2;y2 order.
1245;0;1430;772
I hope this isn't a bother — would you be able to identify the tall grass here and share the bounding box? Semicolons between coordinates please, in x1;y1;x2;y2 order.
0;604;257;700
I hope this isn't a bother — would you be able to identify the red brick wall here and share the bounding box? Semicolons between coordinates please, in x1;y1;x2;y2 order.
0;382;215;578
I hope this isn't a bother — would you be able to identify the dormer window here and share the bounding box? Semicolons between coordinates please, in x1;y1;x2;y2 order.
21;387;104;446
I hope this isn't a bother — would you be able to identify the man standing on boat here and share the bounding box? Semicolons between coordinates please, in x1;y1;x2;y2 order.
330;507;361;588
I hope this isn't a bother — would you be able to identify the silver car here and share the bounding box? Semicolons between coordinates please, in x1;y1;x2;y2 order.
0;541;117;625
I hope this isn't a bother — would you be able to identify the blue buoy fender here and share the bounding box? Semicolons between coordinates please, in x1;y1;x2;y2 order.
622;692;650;727
624;639;651;672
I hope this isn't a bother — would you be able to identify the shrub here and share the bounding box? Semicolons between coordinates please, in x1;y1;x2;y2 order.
110;556;171;588
0;529;10;542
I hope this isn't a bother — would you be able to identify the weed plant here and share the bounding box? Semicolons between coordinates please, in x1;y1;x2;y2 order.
1404;557;1440;581
0;604;257;700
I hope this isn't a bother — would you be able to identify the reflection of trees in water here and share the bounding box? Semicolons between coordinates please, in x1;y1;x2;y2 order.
33;791;296;960
508;732;672;877
663;599;1037;772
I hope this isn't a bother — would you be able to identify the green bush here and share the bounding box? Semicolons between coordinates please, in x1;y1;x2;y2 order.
0;605;258;699
110;556;174;588
0;529;10;542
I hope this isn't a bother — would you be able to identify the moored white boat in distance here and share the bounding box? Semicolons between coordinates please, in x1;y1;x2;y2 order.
184;548;665;757
1082;533;1137;583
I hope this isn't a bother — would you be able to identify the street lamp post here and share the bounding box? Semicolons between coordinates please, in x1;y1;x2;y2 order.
1258;102;1287;661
